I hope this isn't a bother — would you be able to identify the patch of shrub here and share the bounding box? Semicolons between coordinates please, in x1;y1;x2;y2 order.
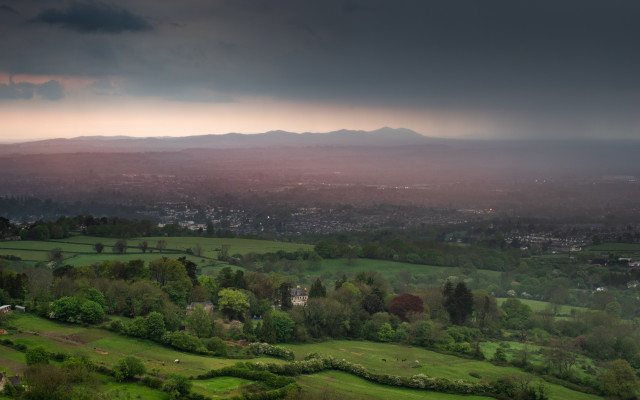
141;376;163;389
248;343;294;361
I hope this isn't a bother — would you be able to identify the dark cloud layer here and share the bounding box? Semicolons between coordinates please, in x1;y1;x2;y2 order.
0;79;64;101
2;0;639;137
33;2;151;33
0;4;18;14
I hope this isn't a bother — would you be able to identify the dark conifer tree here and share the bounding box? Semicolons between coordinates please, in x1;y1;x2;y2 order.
278;282;293;311
443;281;474;325
258;312;276;344
309;278;327;298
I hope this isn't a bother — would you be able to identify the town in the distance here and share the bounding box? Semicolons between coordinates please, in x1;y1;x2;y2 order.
2;129;640;400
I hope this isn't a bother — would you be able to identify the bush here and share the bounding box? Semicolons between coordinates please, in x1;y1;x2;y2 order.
141;376;164;389
108;320;125;333
162;331;203;352
248;343;294;361
25;346;50;366
113;356;146;381
204;337;228;356
163;374;193;398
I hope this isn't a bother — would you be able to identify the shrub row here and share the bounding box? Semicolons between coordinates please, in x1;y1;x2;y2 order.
1;338;26;351
248;343;295;361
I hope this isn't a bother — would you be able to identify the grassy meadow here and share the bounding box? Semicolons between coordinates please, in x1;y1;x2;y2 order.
495;298;588;316
0;235;312;267
0;313;605;400
1;313;284;379
297;371;495;400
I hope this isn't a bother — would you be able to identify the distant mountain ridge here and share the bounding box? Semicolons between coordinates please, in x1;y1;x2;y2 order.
0;127;434;154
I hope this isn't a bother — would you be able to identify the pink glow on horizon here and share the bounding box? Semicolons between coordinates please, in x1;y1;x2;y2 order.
0;93;501;142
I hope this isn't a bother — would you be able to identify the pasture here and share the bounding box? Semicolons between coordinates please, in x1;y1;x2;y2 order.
285;340;529;380
495;298;588;315
306;258;500;285
284;340;602;400
0;235;312;266
585;243;640;253
2;313;285;378
297;371;494;400
192;377;256;398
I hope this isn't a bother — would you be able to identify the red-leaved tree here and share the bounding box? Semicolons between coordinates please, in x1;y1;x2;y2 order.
388;293;424;321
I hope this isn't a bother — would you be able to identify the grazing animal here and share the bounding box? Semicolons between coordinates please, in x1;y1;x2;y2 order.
401;358;406;362
174;359;180;364
415;360;420;364
382;358;387;362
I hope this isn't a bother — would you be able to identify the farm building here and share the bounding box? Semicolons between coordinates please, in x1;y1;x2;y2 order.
0;372;21;391
186;301;213;315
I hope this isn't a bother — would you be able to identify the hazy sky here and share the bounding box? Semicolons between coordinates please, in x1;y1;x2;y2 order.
1;0;639;141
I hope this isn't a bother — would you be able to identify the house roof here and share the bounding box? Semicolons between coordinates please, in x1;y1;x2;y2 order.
290;287;307;296
187;301;213;309
7;376;20;386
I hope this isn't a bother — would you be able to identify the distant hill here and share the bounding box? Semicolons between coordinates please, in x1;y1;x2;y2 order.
0;127;436;154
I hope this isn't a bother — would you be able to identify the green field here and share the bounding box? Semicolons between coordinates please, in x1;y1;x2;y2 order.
54;236;312;257
305;258;500;284
103;381;169;400
298;371;494;400
0;235;312;265
3;313;284;378
285;340;528;380
496;298;588;315
192;377;256;398
585;243;640;252
283;340;602;400
1;314;604;399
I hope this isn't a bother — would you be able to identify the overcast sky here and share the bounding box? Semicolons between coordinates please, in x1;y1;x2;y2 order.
1;0;639;141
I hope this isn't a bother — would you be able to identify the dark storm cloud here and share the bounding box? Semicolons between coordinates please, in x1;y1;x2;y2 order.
0;79;64;100
0;5;18;14
32;2;151;33
2;0;639;137
36;80;64;100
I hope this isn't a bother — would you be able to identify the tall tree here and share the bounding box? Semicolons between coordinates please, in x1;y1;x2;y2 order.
138;241;149;253
599;359;640;399
257;312;276;344
444;282;474;325
186;304;213;338
218;288;250;320
389;293;424;321
156;239;167;253
278;282;293;311
113;239;128;254
309;278;327;298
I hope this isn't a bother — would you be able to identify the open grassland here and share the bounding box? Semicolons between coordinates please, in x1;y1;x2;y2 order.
54;236;312;256
103;380;169;400
192;377;256;398
285;340;530;381
585;243;640;252
5;313;285;378
313;258;500;282
496;298;588;315
284;340;602;400
479;341;597;381
297;371;495;400
0;345;27;375
63;252;208;267
0;235;312;266
2;315;604;400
